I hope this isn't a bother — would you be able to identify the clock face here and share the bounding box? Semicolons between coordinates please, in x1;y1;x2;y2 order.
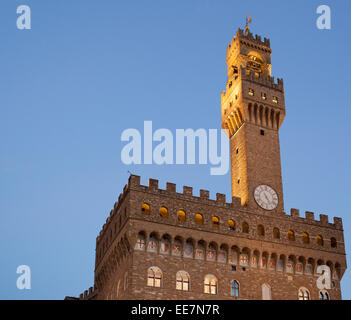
254;185;278;210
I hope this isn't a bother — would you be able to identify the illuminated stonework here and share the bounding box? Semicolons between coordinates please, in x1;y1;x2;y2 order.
65;27;347;301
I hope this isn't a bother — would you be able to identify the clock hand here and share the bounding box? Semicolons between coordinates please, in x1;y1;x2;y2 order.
263;192;270;203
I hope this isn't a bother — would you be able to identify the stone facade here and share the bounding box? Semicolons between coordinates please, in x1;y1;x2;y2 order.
66;28;347;300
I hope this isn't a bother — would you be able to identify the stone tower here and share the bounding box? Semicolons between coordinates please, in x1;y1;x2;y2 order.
221;28;285;214
66;27;347;301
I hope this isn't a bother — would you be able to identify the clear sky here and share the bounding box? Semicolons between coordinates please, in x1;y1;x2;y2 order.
1;0;350;299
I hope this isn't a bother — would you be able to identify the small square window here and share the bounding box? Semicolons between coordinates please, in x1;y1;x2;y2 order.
232;265;237;271
273;96;278;104
242;267;246;272
261;92;267;100
260;129;265;136
248;88;254;96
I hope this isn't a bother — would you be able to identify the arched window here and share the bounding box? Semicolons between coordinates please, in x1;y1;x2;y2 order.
316;235;324;246
302;232;310;244
177;210;186;222
273;227;280;239
204;275;217;295
176;271;190;291
231;280;239;298
141;203;150;215
298;287;310;300
257;225;265;236
195;213;203;225
319;290;330;300
288;230;295;241
212;216;220;228
147;267;162;287
228;219;235;231
160;207;168;219
242;222;249;234
330;237;337;248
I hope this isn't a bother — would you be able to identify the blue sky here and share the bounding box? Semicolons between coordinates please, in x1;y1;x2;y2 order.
1;0;350;299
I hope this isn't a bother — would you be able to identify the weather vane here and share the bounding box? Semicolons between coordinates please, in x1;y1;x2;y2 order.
245;14;252;35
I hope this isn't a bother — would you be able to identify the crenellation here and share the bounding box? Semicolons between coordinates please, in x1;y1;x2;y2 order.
166;182;176;193
216;193;226;203
241;67;284;92
231;196;241;207
319;214;329;225
68;25;347;302
148;178;159;190
200;189;209;200
128;174;140;187
183;186;193;196
334;217;343;230
290;208;300;218
305;211;315;221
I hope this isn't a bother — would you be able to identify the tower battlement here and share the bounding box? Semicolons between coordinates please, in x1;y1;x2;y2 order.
240;67;284;92
96;175;344;244
70;25;347;301
227;28;271;56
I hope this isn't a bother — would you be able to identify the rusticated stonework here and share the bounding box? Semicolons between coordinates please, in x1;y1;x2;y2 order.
65;28;347;301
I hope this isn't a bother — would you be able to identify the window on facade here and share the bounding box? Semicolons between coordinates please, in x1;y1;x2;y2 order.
302;232;310;244
316;235;324;246
248;88;254;96
160;207;168;219
204;275;217;295
231;280;240;298
141;203;150;215
260;129;265;136
319;290;330;300
212;216;220;228
195;213;203;225
288;230;295;241
298;287;310;300
273;227;280;239
177;210;186;222
261;92;267;100
272;96;278;104
242;222;249;234
147;267;162;287
331;237;337;248
257;225;265;236
176;271;190;291
228;219;235;231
